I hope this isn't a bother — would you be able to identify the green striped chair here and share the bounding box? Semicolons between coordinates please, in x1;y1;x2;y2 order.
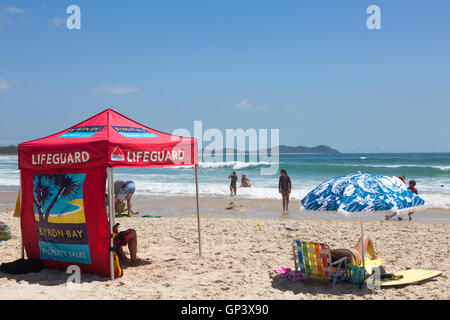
0;223;12;241
292;240;348;288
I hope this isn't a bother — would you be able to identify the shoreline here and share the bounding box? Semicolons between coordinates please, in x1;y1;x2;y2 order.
1;189;450;222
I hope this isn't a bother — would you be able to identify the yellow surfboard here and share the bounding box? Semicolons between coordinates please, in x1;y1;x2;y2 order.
367;269;442;287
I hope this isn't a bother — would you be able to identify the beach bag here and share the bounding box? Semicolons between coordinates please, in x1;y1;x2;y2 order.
0;223;12;241
0;258;44;275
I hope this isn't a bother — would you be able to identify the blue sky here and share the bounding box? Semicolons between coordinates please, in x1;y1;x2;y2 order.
0;0;449;153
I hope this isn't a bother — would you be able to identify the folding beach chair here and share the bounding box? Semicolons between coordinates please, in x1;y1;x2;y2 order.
292;240;348;288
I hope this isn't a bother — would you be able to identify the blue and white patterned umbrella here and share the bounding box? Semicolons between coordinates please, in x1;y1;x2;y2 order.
301;173;425;214
301;173;426;279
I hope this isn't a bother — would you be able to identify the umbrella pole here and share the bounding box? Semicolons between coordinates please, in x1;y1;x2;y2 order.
195;164;202;258
360;216;366;279
107;167;115;280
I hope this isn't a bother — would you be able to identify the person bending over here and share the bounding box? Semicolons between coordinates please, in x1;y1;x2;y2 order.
114;180;137;216
113;223;138;266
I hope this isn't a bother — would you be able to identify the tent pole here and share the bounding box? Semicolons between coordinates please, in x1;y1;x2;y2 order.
20;170;24;259
107;167;115;280
195;164;202;257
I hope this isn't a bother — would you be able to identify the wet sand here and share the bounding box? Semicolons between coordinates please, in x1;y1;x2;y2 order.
2;190;450;221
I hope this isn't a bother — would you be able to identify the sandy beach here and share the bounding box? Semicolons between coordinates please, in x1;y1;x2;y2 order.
0;192;449;300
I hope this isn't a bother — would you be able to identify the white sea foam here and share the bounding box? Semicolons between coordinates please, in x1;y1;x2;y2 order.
0;177;20;187
1;155;449;208
132;180;450;208
420;193;450;209
199;161;274;169
432;166;450;171
134;181;309;200
156;161;275;170
330;164;450;171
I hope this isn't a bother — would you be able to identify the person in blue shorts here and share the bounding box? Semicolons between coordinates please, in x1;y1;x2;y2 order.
114;180;137;216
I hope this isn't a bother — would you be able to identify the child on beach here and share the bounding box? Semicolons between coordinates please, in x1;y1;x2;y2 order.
406;180;418;221
408;180;418;195
387;179;419;221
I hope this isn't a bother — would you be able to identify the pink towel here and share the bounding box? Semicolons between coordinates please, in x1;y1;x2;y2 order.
274;267;306;282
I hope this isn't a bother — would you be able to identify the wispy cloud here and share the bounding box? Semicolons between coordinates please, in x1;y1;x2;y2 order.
0;5;24;29
237;99;251;108
92;85;140;95
50;16;65;27
3;6;24;14
236;99;267;110
0;78;11;91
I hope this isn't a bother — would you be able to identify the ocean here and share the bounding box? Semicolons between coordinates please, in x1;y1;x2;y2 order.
1;153;450;209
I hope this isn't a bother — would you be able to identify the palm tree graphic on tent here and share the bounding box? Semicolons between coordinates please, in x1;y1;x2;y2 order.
33;174;81;224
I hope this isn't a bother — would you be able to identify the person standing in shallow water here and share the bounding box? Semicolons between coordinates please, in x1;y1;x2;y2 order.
279;169;291;211
228;171;238;196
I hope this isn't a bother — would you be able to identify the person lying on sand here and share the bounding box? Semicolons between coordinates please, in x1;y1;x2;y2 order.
330;234;379;266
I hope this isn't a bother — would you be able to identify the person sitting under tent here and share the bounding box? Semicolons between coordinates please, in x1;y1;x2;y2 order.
330;234;379;267
113;223;138;266
114;180;138;216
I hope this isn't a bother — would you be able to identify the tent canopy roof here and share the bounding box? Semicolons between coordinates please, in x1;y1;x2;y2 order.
19;108;198;170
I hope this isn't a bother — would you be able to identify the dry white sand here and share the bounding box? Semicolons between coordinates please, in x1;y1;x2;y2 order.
1;203;449;300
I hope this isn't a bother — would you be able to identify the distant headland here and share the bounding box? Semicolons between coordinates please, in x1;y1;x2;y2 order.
0;144;340;155
202;145;340;154
0;145;18;155
276;145;339;154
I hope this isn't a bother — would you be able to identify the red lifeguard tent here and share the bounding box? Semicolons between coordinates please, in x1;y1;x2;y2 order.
18;109;200;279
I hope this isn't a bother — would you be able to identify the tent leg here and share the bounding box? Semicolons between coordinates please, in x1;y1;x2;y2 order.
195;165;202;258
19;170;24;259
107;167;115;280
